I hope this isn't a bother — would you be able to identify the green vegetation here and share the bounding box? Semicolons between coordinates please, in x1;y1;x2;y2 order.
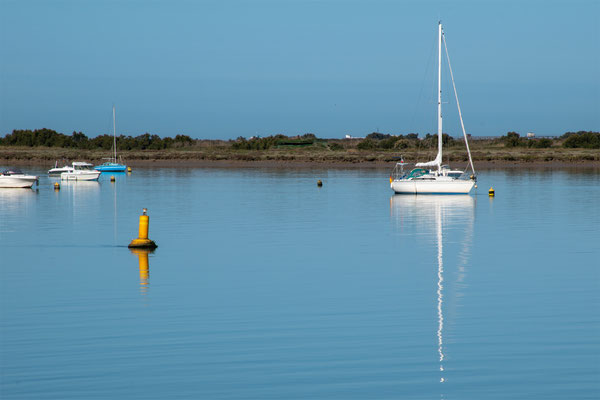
497;131;599;149
502;131;521;147
231;133;319;150
561;131;600;149
2;129;598;151
0;128;598;165
0;128;194;150
356;132;455;150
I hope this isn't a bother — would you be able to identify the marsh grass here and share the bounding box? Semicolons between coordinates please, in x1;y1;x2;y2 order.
2;143;598;167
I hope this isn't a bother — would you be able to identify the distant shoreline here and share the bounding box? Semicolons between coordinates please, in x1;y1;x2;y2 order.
125;159;600;169
1;147;598;170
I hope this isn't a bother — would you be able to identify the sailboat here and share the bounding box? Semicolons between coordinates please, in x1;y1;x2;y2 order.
95;105;127;172
391;22;476;194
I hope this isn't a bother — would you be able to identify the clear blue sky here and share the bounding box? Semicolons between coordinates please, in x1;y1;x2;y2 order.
1;0;598;139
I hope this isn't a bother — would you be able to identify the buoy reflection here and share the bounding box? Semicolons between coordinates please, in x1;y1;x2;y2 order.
129;248;154;295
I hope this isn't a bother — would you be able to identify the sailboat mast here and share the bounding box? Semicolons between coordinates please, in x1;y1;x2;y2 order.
437;21;443;172
112;105;117;162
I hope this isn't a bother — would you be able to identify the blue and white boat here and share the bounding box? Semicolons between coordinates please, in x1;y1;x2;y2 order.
95;159;127;172
95;105;128;172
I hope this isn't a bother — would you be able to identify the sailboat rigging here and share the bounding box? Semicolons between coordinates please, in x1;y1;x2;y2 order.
95;105;128;172
391;22;476;194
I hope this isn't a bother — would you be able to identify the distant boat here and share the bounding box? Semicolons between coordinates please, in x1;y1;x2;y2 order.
61;162;101;181
95;158;127;172
48;160;74;176
391;22;476;195
95;105;127;172
0;168;38;188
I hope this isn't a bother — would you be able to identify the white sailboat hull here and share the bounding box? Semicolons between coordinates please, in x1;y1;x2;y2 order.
391;178;474;194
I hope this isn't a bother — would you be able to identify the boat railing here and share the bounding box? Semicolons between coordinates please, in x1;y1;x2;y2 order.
391;163;425;180
391;163;406;180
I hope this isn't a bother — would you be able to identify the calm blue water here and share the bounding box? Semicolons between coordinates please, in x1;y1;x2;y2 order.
1;166;599;399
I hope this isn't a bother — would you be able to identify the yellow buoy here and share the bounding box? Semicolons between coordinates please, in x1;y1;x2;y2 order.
54;182;60;190
489;187;495;196
110;175;116;182
317;180;323;187
128;208;158;249
127;167;132;173
389;176;393;184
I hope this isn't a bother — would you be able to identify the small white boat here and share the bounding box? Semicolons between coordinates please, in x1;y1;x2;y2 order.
391;22;476;195
61;162;101;181
0;168;39;188
48;161;74;176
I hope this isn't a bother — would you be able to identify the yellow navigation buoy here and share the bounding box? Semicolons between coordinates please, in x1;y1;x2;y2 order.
54;182;60;190
127;167;132;173
489;187;495;197
128;208;158;249
317;180;323;187
389;176;393;184
110;175;116;182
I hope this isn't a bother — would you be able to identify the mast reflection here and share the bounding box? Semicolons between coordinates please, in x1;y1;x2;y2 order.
435;202;444;380
390;195;475;384
129;248;153;295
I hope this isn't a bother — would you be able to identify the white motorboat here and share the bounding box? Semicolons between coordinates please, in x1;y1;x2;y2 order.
391;22;476;195
48;161;74;176
0;168;39;188
61;162;101;181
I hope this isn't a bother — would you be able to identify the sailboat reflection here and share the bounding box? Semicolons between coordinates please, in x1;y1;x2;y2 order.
390;195;475;383
129;248;154;295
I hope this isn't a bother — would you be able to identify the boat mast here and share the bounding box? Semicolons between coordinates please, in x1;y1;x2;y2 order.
112;105;117;162
437;21;443;173
413;22;447;171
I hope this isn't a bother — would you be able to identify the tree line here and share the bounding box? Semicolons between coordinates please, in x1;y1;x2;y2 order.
0;128;194;150
356;131;599;150
501;131;599;149
1;128;598;150
559;131;600;149
231;134;318;150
